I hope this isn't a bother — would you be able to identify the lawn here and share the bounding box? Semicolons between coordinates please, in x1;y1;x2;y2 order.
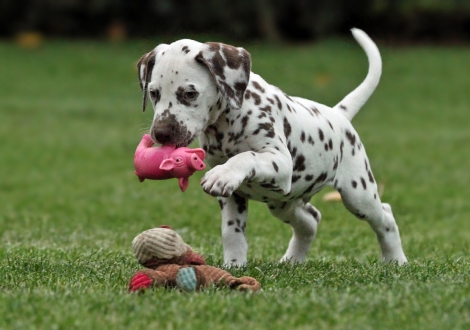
1;36;469;329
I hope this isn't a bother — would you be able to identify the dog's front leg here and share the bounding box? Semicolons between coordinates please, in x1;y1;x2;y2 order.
218;195;249;266
201;150;292;197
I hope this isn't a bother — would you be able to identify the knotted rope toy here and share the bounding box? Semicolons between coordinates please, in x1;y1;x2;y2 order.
128;226;261;292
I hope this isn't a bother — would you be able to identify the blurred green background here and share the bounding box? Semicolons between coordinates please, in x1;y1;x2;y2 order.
1;1;470;329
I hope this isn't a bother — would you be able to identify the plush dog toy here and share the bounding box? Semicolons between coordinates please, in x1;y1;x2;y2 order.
134;134;206;191
128;226;261;292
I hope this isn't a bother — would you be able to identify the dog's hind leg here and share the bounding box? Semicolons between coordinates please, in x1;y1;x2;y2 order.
218;194;249;266
268;200;321;263
335;153;407;264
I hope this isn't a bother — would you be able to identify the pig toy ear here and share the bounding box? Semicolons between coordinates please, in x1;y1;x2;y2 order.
159;159;175;171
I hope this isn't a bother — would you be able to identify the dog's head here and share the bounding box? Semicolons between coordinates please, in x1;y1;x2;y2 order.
137;40;251;147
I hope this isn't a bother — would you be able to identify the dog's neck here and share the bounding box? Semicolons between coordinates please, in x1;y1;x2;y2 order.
198;92;241;163
206;92;231;130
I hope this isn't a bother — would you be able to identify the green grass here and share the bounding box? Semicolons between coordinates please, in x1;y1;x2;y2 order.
1;37;470;329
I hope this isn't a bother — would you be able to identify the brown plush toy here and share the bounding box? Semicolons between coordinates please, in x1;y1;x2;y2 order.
128;226;261;292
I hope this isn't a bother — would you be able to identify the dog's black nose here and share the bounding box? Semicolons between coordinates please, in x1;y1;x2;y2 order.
151;124;174;145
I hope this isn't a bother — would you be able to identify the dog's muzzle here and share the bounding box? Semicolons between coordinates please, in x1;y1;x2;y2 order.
151;122;175;145
150;121;194;147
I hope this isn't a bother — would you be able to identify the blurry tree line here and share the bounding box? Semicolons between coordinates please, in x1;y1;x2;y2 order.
1;0;470;42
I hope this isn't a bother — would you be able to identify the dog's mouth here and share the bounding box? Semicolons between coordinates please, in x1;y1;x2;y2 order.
175;136;195;148
176;132;198;148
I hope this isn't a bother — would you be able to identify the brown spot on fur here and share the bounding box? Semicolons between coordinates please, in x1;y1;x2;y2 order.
252;81;265;93
293;155;306;172
345;130;356;146
274;95;282;110
283;117;292;138
368;171;375;183
222;45;244;70
251;92;262;105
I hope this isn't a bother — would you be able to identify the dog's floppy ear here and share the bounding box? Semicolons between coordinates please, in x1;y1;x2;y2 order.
137;50;155;112
195;42;251;110
137;44;168;112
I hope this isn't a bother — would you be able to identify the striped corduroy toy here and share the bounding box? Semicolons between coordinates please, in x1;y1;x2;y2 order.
128;226;261;292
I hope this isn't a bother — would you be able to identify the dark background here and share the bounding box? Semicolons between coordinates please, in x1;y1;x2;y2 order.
2;0;470;43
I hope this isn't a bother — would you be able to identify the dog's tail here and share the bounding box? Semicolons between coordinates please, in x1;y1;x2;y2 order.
334;28;382;121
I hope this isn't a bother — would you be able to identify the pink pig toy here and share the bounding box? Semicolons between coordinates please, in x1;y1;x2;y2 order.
134;134;206;192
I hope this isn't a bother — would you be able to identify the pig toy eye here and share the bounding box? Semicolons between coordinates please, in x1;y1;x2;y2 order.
175;157;182;163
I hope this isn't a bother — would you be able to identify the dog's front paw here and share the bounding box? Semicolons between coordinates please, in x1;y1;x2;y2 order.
201;165;244;197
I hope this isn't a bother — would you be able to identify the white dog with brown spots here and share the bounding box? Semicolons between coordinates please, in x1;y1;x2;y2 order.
136;29;407;266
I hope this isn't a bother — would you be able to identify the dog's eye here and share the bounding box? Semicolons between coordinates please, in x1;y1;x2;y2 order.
149;90;161;102
184;91;198;100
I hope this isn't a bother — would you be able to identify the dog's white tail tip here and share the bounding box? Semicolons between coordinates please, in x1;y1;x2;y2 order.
334;28;382;121
350;28;366;38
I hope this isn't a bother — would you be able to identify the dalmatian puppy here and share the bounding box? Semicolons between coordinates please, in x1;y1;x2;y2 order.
136;28;407;266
